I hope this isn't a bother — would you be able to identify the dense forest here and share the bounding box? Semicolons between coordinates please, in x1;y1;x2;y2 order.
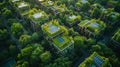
0;0;120;67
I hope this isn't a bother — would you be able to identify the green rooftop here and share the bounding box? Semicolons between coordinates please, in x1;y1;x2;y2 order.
11;0;20;3
52;36;72;50
28;8;49;24
15;2;30;15
53;4;69;13
41;20;63;37
66;15;81;23
41;0;55;7
79;52;110;67
78;19;106;35
112;28;120;42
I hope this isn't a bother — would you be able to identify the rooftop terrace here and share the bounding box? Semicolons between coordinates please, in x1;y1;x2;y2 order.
15;1;30;15
12;0;20;3
66;15;81;23
41;20;63;37
52;36;72;50
28;8;49;24
79;52;110;67
78;19;106;35
41;0;55;7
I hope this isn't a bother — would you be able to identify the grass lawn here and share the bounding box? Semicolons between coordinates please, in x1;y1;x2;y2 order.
53;36;71;49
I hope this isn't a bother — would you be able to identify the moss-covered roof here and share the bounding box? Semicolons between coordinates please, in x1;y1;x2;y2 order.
79;52;110;67
66;15;81;23
14;1;30;15
78;19;106;35
52;36;72;50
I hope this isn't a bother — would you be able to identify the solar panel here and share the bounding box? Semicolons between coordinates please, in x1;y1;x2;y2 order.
58;37;64;42
49;24;59;33
93;56;104;67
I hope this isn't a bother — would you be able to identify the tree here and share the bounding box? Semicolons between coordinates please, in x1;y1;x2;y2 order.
0;49;9;63
32;32;39;42
21;46;32;57
19;34;31;46
7;18;18;26
0;29;9;41
30;43;44;65
9;44;18;56
11;23;23;38
1;8;12;18
74;36;87;50
109;55;120;67
40;51;51;63
16;60;29;67
46;57;72;67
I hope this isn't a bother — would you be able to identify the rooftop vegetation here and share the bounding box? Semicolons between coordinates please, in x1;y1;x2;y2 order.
28;8;49;24
78;19;106;35
52;36;72;50
112;28;120;42
79;52;110;67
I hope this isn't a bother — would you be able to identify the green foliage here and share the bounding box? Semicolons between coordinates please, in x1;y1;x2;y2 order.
74;36;87;49
11;23;23;37
0;29;9;41
32;32;39;42
9;44;18;56
1;8;12;18
0;49;9;62
19;34;31;46
46;57;72;67
40;51;51;63
21;46;32;57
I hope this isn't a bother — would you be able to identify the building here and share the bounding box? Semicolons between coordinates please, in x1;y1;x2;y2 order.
65;14;81;27
110;28;120;49
14;1;30;16
41;20;74;55
112;28;120;43
28;8;49;31
79;52;111;67
78;19;106;38
41;20;64;39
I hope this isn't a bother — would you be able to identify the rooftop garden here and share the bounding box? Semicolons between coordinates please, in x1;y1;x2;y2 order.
112;28;120;43
11;0;20;3
41;20;63;37
78;19;106;35
40;0;56;7
52;35;72;50
15;1;30;15
79;52;110;67
28;8;49;24
53;4;69;13
65;14;81;23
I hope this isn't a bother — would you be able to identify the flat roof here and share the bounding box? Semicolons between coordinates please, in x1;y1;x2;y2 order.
32;13;44;19
78;19;106;35
42;20;62;36
12;0;19;2
18;2;28;8
29;8;48;23
53;36;71;50
69;15;76;20
79;52;109;67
